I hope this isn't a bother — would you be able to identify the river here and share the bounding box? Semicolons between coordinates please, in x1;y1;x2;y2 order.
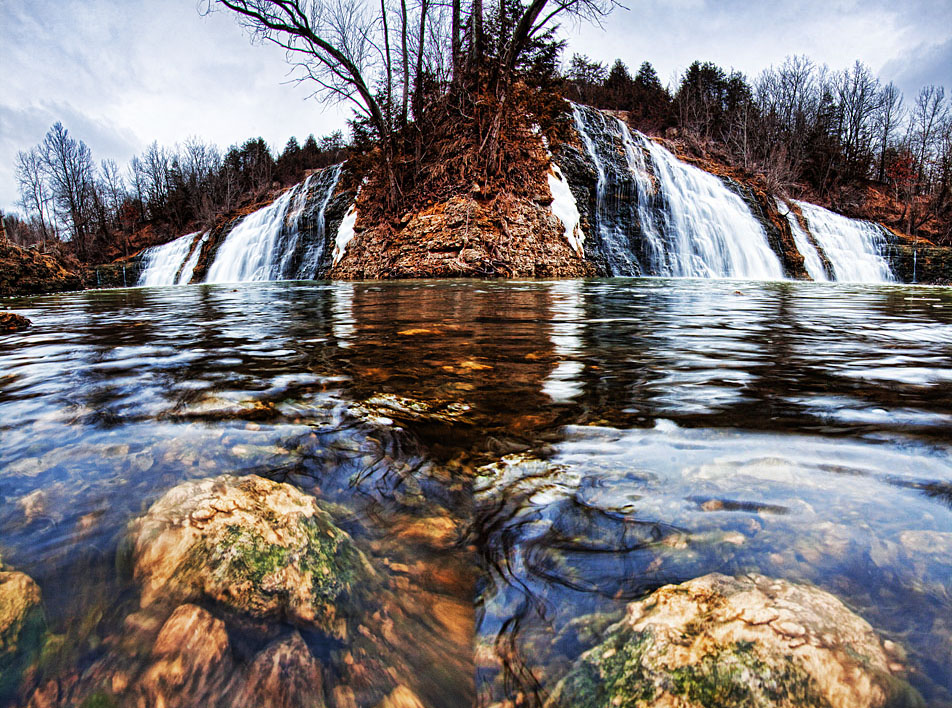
1;279;950;706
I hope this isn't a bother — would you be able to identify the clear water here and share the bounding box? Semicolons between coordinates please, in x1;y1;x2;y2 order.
1;279;950;707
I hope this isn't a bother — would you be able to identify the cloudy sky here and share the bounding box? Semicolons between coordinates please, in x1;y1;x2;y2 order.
2;0;950;212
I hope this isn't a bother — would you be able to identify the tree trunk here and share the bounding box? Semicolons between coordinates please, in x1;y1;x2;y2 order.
470;0;483;68
381;0;393;118
400;0;410;128
451;0;461;83
413;0;428;120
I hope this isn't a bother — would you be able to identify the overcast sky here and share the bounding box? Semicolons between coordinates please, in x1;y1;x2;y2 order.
2;0;950;212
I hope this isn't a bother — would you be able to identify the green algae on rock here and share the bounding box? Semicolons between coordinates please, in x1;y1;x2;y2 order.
548;573;923;708
128;474;374;638
0;562;45;700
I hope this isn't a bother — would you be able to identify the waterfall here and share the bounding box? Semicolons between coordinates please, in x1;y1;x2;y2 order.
570;104;649;275
138;231;202;286
295;164;344;277
205;164;343;283
571;104;783;279
177;233;208;284
776;199;828;282
795;201;894;283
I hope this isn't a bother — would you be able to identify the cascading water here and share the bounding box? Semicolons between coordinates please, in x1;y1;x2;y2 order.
138;231;202;286
177;233;208;285
570;104;650;275
205;164;344;283
776;199;828;282
640;137;784;279
796;201;894;283
295;164;344;277
571;104;783;279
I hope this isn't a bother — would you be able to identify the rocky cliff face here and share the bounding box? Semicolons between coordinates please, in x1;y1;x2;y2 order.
331;192;592;279
0;243;83;297
887;245;952;285
4;103;952;292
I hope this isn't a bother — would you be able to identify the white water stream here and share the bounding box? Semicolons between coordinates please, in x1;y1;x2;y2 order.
776;199;828;282
206;177;314;283
796;201;894;283
138;231;202;286
571;104;783;279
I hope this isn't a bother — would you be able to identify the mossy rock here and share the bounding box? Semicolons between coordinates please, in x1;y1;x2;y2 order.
128;474;375;639
0;569;45;701
548;573;924;708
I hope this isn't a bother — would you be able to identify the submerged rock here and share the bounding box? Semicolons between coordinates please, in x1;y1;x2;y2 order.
133;603;233;707
0;562;44;699
549;573;922;708
374;685;425;708
128;474;373;638
132;602;326;708
232;632;324;708
0;312;31;333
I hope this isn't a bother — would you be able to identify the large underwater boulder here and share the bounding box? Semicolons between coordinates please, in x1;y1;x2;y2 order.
549;572;922;708
0;560;44;700
128;474;374;639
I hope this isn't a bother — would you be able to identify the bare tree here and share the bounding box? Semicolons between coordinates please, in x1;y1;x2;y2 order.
206;0;404;203
835;61;879;174
42;122;95;259
907;85;948;186
141;141;172;212
211;0;615;198
15;147;56;248
902;85;949;232
874;81;903;182
99;159;129;256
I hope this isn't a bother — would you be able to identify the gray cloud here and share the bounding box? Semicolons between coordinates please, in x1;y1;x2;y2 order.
880;38;952;98
0;102;142;213
1;0;349;212
566;0;951;89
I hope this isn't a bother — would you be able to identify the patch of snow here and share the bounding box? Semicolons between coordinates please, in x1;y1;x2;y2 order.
333;204;358;265
547;165;584;254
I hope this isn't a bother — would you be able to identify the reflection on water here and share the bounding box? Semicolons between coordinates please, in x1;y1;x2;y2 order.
1;279;950;706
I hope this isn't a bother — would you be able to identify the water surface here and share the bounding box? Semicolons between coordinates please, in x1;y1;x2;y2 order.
1;279;950;706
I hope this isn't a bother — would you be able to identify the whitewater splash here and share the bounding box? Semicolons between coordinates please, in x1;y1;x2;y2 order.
776;199;829;282
795;201;894;283
571;104;783;279
206;165;344;283
178;233;208;285
138;231;204;286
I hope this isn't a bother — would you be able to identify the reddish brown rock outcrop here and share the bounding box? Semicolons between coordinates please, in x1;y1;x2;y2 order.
0;243;83;297
331;192;592;279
